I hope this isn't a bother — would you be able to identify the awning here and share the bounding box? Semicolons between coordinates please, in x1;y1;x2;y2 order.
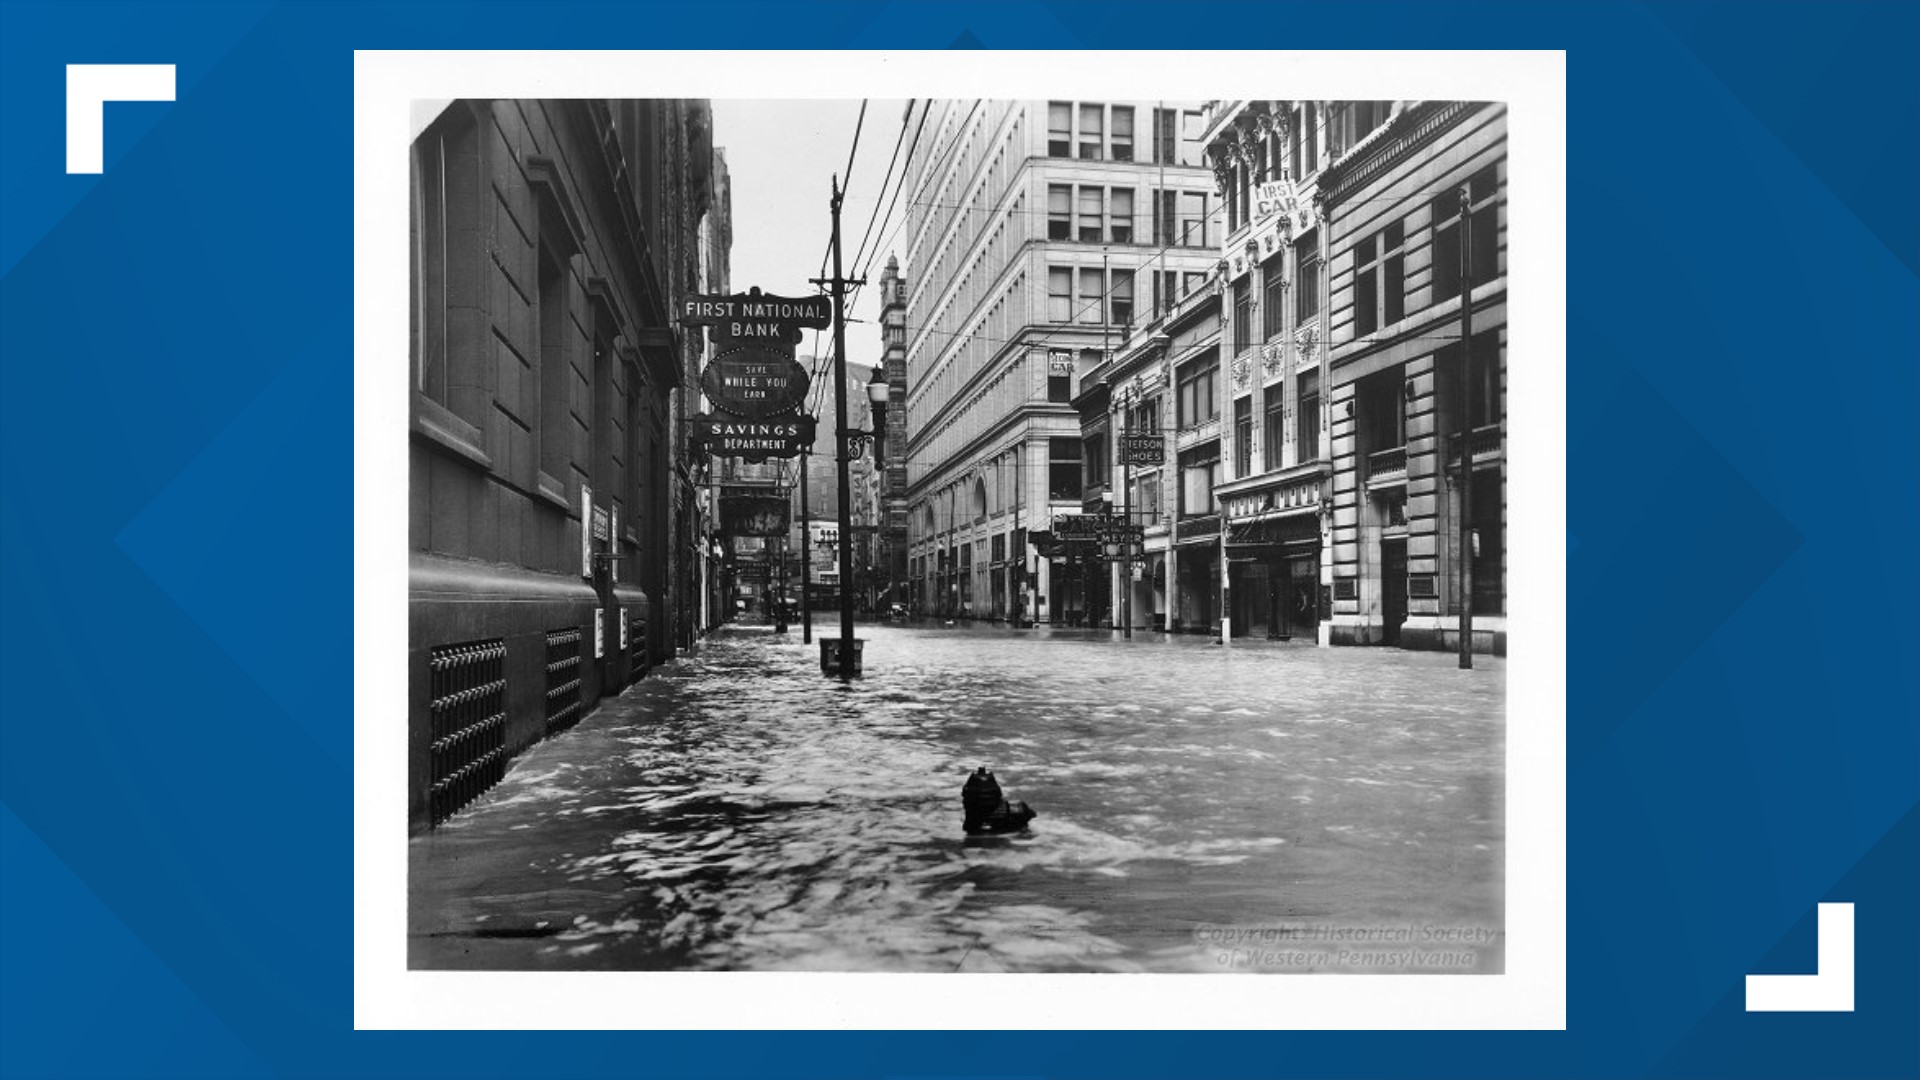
1225;512;1321;550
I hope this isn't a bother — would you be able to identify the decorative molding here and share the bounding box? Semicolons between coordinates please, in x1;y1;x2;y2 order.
1261;341;1286;378
1294;322;1320;366
1231;354;1250;389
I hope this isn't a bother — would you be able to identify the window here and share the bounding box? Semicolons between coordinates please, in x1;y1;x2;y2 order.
1049;437;1083;500
1078;186;1103;242
1110;269;1134;326
1079;268;1104;324
1048;185;1072;240
1353;222;1404;338
1084;433;1110;491
1232;278;1252;355
1296;370;1321;462
1136;471;1161;521
1048;350;1073;402
1048;102;1071;156
1079;103;1104;159
1355;366;1405;456
1180;110;1207;167
1154;108;1177;164
1431;166;1500;303
1183;271;1205;296
1153;189;1177;246
1336;100;1392;154
1111;106;1134;161
1354;235;1377;337
1262;254;1286;339
1179;191;1209;247
1234;396;1253;477
412;107;478;410
1288;105;1302;179
1263;391;1286;469
1294;229;1320;323
1178;444;1220;517
1304;101;1318;174
1110;187;1134;244
1470;467;1503;616
1126;393;1161;434
537;243;572;483
1048;267;1072;322
1437;333;1503;432
1177;353;1218;428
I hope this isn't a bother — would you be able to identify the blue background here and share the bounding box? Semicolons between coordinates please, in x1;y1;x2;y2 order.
1;2;1914;1077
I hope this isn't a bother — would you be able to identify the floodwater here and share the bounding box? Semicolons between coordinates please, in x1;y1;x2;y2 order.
409;623;1505;973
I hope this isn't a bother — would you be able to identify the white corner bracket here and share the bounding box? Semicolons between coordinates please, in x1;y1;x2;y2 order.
1745;902;1854;1012
66;64;175;174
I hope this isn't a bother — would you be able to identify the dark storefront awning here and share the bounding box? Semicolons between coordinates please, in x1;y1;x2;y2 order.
1226;512;1321;555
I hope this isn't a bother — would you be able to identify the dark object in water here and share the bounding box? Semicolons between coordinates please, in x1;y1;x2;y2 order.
961;766;1036;835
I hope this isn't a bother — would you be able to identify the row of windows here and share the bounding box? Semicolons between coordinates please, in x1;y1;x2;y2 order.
1042;185;1216;249
1048;103;1205;165
1046;265;1134;327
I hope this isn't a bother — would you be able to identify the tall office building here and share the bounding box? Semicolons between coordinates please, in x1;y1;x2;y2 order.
900;99;1220;623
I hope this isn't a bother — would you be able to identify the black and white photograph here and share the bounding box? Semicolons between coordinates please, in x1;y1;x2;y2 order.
397;79;1524;987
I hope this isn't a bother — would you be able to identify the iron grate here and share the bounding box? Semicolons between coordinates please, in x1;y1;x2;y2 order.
428;639;507;826
545;628;583;735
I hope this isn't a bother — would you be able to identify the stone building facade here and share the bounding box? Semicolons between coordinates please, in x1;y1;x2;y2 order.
899;99;1219;623
407;99;724;833
1318;102;1507;654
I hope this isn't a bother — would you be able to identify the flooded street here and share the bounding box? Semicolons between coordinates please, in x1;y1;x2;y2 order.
410;623;1505;973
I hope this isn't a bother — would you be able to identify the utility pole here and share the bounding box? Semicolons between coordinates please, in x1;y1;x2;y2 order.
799;449;812;644
1456;184;1474;670
817;175;866;676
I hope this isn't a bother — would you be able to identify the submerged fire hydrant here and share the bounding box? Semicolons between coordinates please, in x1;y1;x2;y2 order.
961;766;1037;835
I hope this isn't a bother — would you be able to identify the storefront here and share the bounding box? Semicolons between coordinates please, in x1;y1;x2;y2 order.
1226;512;1322;639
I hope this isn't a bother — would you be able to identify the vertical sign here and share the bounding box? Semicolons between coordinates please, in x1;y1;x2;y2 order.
594;609;605;658
579;483;594;579
609;506;621;583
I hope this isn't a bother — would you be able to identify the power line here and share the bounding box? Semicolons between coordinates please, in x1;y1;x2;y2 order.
850;100;918;276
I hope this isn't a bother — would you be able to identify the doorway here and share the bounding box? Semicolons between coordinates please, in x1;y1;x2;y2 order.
1380;538;1407;646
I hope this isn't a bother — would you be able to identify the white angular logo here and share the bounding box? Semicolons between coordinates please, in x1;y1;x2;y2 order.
66;64;175;174
1745;902;1854;1012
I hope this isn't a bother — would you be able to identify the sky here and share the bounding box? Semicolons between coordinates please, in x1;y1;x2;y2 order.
709;98;911;386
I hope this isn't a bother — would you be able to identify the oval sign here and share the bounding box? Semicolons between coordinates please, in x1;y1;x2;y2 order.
699;346;810;420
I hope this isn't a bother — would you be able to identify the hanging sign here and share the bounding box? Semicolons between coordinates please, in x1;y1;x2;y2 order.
698;347;811;420
690;413;817;461
679;289;833;342
1119;433;1164;466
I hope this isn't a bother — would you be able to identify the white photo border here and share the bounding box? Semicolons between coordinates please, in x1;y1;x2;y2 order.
354;49;1566;1030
